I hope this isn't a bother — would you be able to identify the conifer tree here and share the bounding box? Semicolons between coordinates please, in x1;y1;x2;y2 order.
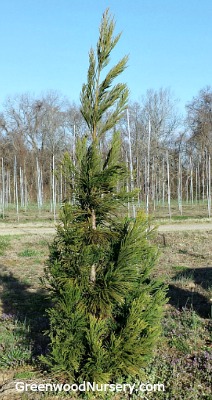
42;8;167;383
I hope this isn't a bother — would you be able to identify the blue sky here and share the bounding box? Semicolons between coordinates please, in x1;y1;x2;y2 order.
0;0;212;112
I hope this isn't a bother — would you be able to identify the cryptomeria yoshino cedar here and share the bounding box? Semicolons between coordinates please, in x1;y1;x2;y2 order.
42;8;167;383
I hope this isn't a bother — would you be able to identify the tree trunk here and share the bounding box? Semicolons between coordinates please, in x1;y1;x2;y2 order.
90;208;97;283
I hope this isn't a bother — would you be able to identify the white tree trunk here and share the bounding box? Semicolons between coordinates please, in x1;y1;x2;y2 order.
178;153;182;215
166;151;171;219
146;119;151;215
127;108;136;218
207;154;211;218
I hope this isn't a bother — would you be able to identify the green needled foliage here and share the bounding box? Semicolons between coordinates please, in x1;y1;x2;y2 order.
80;8;129;140
42;8;167;385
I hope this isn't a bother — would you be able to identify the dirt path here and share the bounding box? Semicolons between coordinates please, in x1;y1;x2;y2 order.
157;222;212;232
0;221;212;235
0;223;56;235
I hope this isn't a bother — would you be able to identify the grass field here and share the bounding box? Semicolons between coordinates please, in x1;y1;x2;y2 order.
0;200;212;224
0;222;211;399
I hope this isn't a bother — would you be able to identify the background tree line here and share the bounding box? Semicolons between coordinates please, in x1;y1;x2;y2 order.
0;85;212;215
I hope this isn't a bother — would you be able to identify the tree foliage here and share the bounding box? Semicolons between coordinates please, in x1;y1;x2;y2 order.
186;86;212;154
42;8;167;383
80;8;129;140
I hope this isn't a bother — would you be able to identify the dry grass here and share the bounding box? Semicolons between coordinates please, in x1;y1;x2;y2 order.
0;227;211;399
154;230;212;317
0;200;211;225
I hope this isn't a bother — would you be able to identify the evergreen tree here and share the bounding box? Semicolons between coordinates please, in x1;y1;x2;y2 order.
42;8;167;383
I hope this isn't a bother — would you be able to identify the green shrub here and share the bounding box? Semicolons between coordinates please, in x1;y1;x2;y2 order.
41;8;167;385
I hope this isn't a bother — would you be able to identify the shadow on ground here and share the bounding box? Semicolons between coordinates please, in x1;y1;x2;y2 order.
0;266;51;357
168;267;212;318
